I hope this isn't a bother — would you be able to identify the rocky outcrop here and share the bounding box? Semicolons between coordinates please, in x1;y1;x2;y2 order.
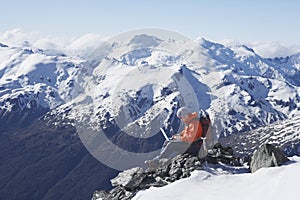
205;143;244;166
111;167;146;189
250;144;289;173
92;143;244;200
92;154;199;200
92;143;291;199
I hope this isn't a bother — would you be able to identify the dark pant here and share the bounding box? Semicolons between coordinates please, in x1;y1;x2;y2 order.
155;139;203;160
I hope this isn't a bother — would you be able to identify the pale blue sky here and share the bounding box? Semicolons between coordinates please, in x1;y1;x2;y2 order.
1;0;300;44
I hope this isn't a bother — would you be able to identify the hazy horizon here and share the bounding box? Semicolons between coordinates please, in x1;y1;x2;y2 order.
1;0;300;57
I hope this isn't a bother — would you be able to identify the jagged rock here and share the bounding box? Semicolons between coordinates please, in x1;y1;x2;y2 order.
108;186;124;199
184;156;201;169
93;143;248;200
137;176;156;189
153;164;170;177
110;167;146;189
138;176;167;189
158;158;172;167
164;154;204;181
145;158;171;172
250;144;289;173
92;190;109;200
107;186;134;200
205;143;243;166
168;166;183;178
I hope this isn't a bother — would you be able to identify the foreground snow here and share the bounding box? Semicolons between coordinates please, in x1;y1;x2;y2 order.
133;156;300;200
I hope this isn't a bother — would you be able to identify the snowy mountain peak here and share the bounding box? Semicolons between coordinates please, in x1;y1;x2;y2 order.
0;45;87;113
0;42;8;48
128;34;162;48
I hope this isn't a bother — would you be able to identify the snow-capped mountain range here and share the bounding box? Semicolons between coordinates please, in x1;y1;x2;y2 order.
1;30;300;137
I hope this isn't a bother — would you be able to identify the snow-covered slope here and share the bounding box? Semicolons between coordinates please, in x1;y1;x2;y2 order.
198;40;300;135
132;156;300;200
0;43;89;132
72;33;211;136
221;115;300;157
0;47;85;106
68;31;300;139
1;30;300;138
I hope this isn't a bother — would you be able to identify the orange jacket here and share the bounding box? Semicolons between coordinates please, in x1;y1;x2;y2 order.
180;112;203;143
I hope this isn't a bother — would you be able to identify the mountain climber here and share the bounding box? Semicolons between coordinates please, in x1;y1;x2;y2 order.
145;107;204;168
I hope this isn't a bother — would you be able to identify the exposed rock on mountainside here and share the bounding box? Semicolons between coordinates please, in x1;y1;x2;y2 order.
92;143;245;200
220;116;300;157
250;144;289;173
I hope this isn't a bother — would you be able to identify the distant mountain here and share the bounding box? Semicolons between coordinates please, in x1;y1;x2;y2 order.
0;30;299;199
220;115;300;157
2;33;300;136
69;33;300;138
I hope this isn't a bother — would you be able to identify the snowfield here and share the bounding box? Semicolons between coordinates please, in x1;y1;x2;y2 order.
133;156;300;200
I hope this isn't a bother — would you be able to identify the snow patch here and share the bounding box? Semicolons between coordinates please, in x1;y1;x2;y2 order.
133;156;300;200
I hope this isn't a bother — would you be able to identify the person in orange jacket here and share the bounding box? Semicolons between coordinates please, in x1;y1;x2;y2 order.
176;108;203;143
145;107;203;168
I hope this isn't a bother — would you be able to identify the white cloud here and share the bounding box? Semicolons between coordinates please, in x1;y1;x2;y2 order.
66;33;103;50
248;41;300;58
0;29;103;57
2;29;299;58
65;33;104;57
0;28;32;47
0;28;70;49
219;39;300;58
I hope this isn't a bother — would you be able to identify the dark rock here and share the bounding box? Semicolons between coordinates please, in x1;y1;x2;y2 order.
183;156;199;168
113;187;135;200
92;190;109;200
138;176;157;189
250;144;289;173
223;146;234;156
171;154;187;164
168;166;182;178
230;157;243;166
205;143;243;166
158;158;172;167
145;158;171;173
125;174;147;190
243;155;252;165
154;165;170;177
93;187;127;200
139;176;167;189
92;143;248;200
110;167;146;190
108;186;131;200
203;155;218;164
